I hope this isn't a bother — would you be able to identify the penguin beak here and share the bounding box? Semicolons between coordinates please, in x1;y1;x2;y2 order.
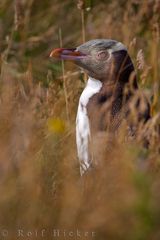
49;48;86;61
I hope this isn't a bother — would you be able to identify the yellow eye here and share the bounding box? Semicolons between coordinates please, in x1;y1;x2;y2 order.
97;51;109;60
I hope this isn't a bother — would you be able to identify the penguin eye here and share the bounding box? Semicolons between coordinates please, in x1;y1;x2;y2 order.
96;51;109;60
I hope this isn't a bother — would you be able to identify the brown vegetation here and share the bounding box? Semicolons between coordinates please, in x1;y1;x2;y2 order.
0;0;160;239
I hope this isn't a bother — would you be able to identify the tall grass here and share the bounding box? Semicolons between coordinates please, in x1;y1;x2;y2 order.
0;0;160;239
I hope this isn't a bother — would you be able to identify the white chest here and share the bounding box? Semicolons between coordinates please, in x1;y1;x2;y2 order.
76;77;102;175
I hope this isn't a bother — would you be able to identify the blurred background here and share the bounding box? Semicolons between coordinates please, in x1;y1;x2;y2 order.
0;0;160;239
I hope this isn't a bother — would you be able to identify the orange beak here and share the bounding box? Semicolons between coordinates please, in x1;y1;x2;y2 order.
49;48;86;60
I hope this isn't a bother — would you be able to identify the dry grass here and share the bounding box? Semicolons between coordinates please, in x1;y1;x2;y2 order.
0;0;160;239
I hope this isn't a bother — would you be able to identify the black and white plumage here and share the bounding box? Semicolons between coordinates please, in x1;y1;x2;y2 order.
50;39;150;175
